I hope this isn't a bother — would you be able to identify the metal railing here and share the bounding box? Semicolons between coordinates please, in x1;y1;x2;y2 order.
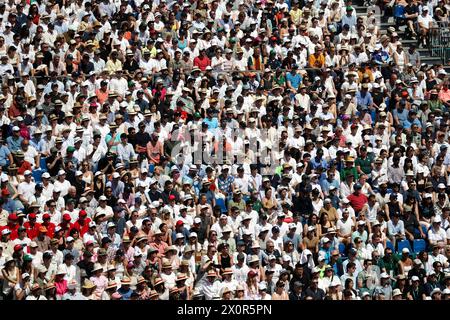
430;21;450;64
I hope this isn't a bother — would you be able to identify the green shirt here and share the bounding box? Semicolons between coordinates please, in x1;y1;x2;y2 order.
340;166;359;181
252;200;263;213
274;75;286;86
377;255;400;276
355;155;373;175
228;199;246;211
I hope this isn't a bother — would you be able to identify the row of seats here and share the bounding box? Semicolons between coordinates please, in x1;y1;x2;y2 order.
338;239;427;258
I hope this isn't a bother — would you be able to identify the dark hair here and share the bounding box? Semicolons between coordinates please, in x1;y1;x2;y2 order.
346;262;356;271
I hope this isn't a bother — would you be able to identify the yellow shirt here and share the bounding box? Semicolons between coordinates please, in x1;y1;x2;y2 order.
290;9;303;25
105;59;123;72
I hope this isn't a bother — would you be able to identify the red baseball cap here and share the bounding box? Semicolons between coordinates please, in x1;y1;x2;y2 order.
8;213;17;220
42;213;51;220
14;244;23;252
176;220;184;227
169;195;176;201
63;214;71;221
79;210;87;217
28;213;37;219
248;270;257;278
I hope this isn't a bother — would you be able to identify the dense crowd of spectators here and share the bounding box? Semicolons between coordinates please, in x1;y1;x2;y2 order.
0;0;449;301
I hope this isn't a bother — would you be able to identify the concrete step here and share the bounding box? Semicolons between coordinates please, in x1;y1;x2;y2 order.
421;56;443;64
354;6;370;13
401;39;417;45
380;22;394;28
417;48;430;54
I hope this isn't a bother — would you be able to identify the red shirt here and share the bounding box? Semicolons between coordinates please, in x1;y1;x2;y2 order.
347;193;368;212
23;221;41;240
41;221;56;239
0;223;19;240
71;218;91;237
17;161;32;176
193;56;211;71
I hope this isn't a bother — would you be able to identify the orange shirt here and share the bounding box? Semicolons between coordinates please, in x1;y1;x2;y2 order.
96;89;109;105
308;53;325;68
123;31;132;41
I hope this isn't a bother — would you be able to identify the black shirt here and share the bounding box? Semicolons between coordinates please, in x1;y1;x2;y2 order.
123;59;140;74
97;156;115;175
304;286;325;300
405;4;419;19
148;189;163;202
134;131;151;149
77;259;94;278
45;154;64;177
402;213;420;234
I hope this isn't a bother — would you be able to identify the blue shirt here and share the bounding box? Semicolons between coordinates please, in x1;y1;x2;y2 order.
0;145;11;166
105;133;121;153
403;117;421;129
30;138;46;153
117;287;133;300
319;246;332;264
320;178;340;195
3;198;16;213
393;108;409;127
373;51;390;64
356;91;373;108
6;136;23;152
203;117;218;134
311;157;328;170
286;72;302;90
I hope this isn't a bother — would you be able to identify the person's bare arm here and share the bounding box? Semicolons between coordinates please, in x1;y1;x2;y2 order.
7;152;13;164
35;154;41;169
1;269;18;284
384;204;390;221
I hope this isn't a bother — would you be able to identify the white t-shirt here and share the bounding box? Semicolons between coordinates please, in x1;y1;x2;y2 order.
53;180;71;197
418;14;434;29
18;181;36;203
24;146;38;168
428;227;447;243
337;218;354;236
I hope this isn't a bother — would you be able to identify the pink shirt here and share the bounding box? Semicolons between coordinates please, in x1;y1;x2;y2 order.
90;275;108;299
439;88;450;103
55;279;68;297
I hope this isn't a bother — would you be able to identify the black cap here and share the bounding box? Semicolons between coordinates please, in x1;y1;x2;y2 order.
43;252;53;259
83;250;93;257
101;237;112;245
